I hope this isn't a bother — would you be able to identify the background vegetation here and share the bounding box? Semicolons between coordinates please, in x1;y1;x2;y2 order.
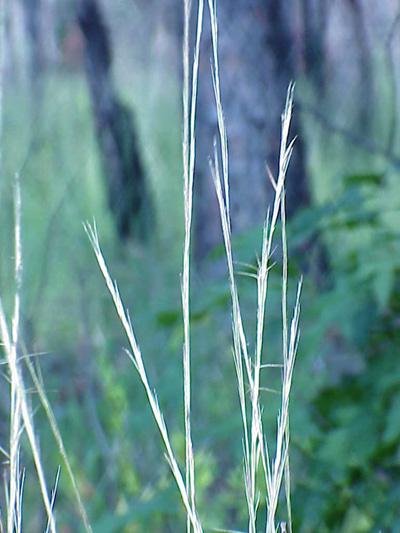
1;0;400;531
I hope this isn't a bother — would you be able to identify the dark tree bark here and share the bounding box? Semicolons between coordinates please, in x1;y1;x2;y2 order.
347;0;374;132
23;0;43;82
194;0;310;261
77;0;150;240
300;0;329;97
18;0;45;113
266;1;310;217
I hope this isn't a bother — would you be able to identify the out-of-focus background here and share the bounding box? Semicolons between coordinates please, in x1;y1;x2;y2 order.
1;0;400;531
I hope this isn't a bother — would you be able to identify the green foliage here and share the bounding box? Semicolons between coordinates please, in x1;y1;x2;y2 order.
2;59;400;532
286;171;400;531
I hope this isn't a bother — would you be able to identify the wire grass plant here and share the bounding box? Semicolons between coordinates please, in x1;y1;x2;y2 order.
87;1;302;531
0;176;56;533
0;175;92;533
1;0;301;531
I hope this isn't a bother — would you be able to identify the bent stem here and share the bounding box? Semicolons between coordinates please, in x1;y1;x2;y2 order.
85;223;203;533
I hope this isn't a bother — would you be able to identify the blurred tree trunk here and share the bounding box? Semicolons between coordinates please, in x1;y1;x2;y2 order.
347;0;374;132
300;0;328;97
267;1;310;218
5;1;28;84
22;0;43;78
194;0;310;261
77;0;150;240
22;0;45;115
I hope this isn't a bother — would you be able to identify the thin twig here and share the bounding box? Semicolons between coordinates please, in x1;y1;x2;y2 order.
298;99;400;169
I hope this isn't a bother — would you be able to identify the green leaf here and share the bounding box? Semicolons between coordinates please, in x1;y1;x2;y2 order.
341;505;373;533
156;309;180;327
344;173;383;188
383;393;400;444
373;266;395;311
